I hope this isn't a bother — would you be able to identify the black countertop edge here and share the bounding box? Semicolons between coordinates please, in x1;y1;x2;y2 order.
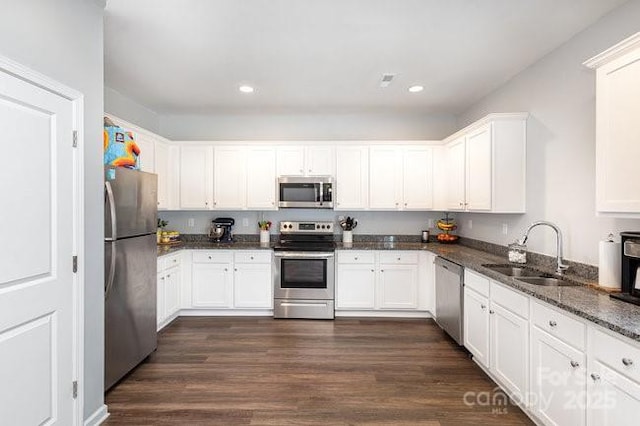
157;241;640;343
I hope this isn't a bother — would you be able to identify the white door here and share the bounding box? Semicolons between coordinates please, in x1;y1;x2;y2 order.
213;146;246;209
465;124;492;211
155;141;170;209
135;132;156;173
378;264;418;309
246;147;277;210
164;266;181;318
403;146;433;210
191;263;232;308
180;145;213;209
335;264;376;309
369;146;402;209
587;360;640;426
463;288;490;368
445;137;466;210
491;303;528;403
335;146;369;210
276;146;305;176
233;263;272;308
0;67;75;424
306;145;335;175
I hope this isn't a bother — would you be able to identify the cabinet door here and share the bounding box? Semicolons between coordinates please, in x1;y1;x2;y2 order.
213;146;246;209
491;302;528;403
531;327;586;426
155;141;170;209
369;146;402;209
335;146;368;210
135;132;156;173
306;145;335;175
463;287;490;368
157;272;166;329
403;146;433;210
445;137;466;210
595;48;640;213
246;147;277;210
378;264;418;309
234;263;273;308
164;266;181;318
191;262;232;308
466;124;492;211
180;145;213;209
587;360;640;426
335;263;376;309
276;146;305;176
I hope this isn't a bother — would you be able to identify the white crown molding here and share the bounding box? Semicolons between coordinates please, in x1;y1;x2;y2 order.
443;112;529;144
583;32;640;69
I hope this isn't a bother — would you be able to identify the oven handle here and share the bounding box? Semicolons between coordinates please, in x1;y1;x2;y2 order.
274;251;335;259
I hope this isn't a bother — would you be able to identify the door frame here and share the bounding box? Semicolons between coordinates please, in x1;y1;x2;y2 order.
0;54;85;425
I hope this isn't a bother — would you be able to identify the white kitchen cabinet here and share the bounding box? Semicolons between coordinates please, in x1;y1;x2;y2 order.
164;266;181;319
180;145;214;209
335;146;369;210
464;286;490;368
246;147;277;209
135;132;156;173
156;271;165;329
369;145;433;211
155;141;170;209
157;253;182;330
191;254;233;308
443;114;527;213
276;145;334;176
233;251;273;309
213;146;246;209
584;33;640;216
335;251;423;312
378;263;418;309
531;326;586;425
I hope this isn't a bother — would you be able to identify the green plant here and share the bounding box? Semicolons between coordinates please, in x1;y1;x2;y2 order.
157;218;168;229
258;220;272;231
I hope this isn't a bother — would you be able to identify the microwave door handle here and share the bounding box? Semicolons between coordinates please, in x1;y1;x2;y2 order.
318;182;323;205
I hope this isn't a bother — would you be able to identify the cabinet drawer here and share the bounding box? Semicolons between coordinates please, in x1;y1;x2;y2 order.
532;300;585;350
464;269;490;297
192;251;234;263
337;251;375;264
490;281;528;319
379;251;418;265
158;253;181;271
591;328;640;383
234;251;272;264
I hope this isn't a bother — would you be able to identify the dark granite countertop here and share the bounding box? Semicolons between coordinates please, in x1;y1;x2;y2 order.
157;239;640;342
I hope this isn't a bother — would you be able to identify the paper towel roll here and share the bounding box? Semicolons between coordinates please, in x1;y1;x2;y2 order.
599;240;621;289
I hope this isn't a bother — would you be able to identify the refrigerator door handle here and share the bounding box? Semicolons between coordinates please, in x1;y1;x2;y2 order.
105;242;116;299
105;180;117;241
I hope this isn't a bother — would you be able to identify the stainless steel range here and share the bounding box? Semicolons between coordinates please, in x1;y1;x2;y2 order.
273;221;336;319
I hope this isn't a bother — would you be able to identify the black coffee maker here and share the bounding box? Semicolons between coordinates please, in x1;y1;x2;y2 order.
610;231;640;306
208;217;235;243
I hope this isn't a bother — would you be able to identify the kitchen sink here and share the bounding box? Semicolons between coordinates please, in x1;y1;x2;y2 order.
482;263;580;286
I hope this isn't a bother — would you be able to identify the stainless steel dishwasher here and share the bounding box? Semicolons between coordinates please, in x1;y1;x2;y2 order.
434;257;464;345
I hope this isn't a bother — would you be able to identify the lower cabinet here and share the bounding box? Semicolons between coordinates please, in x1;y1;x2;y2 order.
335;250;430;314
190;250;272;310
157;253;182;330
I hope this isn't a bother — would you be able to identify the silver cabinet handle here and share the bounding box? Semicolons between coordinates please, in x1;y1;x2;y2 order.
404;202;407;206
549;320;557;327
224;268;228;272
570;360;580;368
208;256;212;260
489;310;494;314
354;257;358;260
591;373;600;381
381;269;384;273
622;358;634;366
250;256;254;260
371;269;374;272
397;257;401;261
161;276;165;280
234;268;238;272
480;304;486;309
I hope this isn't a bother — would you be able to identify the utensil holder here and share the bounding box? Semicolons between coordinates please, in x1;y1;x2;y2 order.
343;230;353;244
260;230;270;244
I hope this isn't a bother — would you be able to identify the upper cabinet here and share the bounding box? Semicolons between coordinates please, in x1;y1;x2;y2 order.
335;146;369;210
180;145;214;209
584;32;640;217
276;145;335;176
439;114;527;213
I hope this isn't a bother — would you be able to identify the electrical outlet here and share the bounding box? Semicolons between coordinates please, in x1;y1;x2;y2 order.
242;218;249;227
468;219;473;230
428;219;434;228
502;223;508;235
187;218;195;227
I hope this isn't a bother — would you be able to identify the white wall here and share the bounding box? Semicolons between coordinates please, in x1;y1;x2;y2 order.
0;0;105;420
160;209;442;237
455;0;640;266
105;85;161;134
159;110;456;140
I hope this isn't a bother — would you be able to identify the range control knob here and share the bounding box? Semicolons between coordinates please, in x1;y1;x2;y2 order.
316;224;320;229
321;225;326;229
326;224;331;229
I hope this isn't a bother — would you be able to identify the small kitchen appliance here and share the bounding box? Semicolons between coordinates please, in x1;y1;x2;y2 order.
273;221;336;319
610;231;640;306
208;217;235;242
278;176;334;209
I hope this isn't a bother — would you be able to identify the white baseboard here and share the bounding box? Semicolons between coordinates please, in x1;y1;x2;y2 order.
335;310;433;318
178;309;274;317
84;404;109;426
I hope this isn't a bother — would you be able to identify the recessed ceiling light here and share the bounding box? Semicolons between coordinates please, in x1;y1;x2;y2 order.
408;85;424;93
239;85;254;93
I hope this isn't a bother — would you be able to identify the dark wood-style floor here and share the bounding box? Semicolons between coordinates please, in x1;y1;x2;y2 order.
105;317;533;425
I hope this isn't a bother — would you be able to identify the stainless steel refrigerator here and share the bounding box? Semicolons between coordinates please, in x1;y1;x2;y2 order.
104;166;158;391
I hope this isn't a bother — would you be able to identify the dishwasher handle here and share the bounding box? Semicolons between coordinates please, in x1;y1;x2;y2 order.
435;257;463;275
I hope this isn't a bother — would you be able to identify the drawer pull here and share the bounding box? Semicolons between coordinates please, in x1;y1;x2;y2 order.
591;373;600;381
354;257;358;260
250;256;254;260
549;320;557;328
622;358;634;366
570;360;580;368
371;269;374;273
224;268;228;272
208;256;212;260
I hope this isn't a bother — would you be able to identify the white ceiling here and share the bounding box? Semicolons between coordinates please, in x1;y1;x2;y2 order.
104;0;627;115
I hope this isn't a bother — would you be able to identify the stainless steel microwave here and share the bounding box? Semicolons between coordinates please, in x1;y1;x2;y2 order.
278;176;334;209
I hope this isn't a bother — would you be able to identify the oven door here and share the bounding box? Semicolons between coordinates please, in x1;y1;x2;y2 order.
274;251;335;300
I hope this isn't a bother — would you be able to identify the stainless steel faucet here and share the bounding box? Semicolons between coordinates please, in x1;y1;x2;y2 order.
518;221;569;275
